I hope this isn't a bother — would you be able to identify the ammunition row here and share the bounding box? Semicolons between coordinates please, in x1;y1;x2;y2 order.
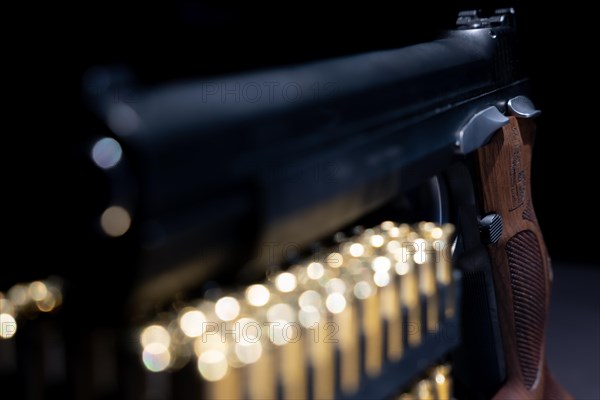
0;279;63;339
395;364;452;400
139;221;455;399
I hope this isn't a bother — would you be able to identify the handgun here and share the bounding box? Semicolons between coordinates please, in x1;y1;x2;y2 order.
0;8;571;400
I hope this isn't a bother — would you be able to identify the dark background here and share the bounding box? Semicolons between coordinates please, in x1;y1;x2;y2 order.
6;1;597;273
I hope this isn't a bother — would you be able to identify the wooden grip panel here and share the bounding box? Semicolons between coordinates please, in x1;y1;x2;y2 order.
474;117;571;399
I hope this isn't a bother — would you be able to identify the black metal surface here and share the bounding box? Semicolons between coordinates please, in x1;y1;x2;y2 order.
479;213;503;245
102;78;532;314
444;163;506;399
